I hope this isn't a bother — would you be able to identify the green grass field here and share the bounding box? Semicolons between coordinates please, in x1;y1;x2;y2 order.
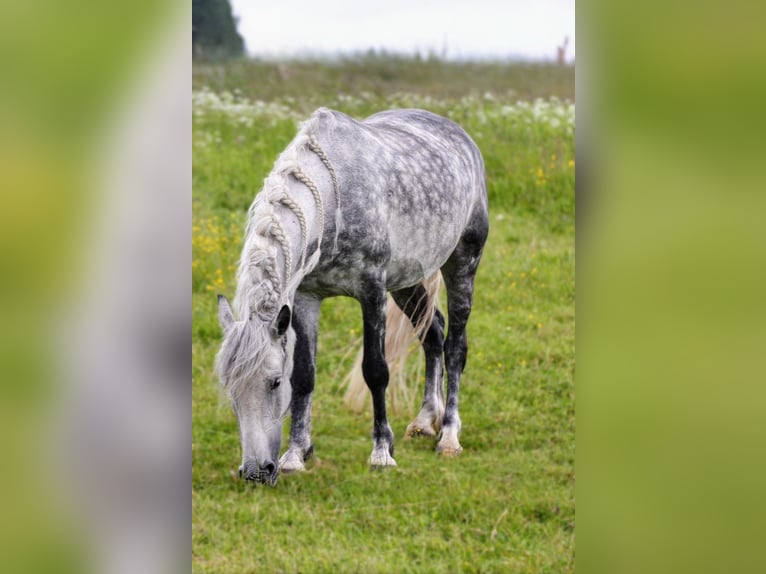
193;59;574;573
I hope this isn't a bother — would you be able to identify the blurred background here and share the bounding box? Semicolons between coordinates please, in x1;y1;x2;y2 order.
2;0;765;572
227;0;575;62
192;2;575;573
0;1;190;573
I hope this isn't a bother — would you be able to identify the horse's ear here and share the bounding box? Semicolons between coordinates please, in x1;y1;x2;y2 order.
273;305;291;338
217;294;235;333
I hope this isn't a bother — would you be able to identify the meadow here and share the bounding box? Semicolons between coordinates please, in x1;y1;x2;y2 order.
193;58;574;573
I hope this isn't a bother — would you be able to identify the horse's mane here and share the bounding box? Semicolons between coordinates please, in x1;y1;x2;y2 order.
234;108;340;319
217;109;340;396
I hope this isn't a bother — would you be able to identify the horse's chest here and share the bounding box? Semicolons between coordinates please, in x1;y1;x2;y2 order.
298;266;358;297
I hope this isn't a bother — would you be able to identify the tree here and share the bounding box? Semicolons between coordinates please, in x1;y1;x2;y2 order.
192;0;245;59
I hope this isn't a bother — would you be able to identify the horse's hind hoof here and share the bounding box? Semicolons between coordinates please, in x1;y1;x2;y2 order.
405;422;438;439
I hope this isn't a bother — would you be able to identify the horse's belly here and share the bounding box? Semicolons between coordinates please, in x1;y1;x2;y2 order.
299;238;452;297
300;203;469;296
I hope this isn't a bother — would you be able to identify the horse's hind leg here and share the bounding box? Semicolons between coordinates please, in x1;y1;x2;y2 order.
390;285;446;438
439;220;488;456
279;293;321;473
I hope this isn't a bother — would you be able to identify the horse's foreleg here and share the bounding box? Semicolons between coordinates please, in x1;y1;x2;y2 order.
360;277;397;467
279;293;321;473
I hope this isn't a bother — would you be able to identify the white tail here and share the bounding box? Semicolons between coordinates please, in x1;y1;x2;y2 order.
343;272;443;416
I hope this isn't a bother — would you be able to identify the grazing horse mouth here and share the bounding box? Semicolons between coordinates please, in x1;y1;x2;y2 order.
239;465;279;487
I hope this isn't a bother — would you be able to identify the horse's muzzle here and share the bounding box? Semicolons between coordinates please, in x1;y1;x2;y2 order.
240;459;278;486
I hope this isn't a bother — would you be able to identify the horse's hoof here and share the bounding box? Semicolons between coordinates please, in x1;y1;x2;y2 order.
280;461;305;474
436;444;463;457
436;426;462;456
279;451;307;473
368;449;397;468
405;422;437;439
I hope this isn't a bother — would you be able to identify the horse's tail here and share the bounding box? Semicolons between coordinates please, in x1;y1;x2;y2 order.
343;271;442;415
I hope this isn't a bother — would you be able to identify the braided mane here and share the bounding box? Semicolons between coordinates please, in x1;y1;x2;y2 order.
218;110;340;396
233;110;340;320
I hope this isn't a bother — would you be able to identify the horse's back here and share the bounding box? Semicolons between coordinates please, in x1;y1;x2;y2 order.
320;107;484;196
305;108;487;294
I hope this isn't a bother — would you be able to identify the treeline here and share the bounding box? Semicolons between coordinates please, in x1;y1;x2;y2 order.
192;0;244;59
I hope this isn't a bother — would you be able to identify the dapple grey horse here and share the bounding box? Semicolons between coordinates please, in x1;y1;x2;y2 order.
216;108;488;485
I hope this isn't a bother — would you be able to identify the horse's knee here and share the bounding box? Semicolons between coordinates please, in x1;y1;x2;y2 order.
291;319;317;395
290;367;315;396
362;354;389;390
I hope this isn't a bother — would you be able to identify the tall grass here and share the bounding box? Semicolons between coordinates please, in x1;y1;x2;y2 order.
193;56;575;105
193;58;574;573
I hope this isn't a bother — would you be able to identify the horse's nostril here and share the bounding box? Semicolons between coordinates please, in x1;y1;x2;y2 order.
242;460;260;481
241;459;277;482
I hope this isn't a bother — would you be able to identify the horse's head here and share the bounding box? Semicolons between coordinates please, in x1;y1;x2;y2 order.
215;295;294;486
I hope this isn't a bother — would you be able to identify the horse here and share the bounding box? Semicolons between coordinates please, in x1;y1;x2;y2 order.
216;107;488;486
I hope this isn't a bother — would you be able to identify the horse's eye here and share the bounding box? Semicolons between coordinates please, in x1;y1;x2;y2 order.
270;377;282;391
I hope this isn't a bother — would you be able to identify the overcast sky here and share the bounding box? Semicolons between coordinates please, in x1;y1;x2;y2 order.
229;0;575;62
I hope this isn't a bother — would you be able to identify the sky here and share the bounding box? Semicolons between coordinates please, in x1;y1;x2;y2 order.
229;0;575;62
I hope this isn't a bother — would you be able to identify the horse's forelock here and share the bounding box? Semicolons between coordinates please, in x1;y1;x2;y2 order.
215;317;272;399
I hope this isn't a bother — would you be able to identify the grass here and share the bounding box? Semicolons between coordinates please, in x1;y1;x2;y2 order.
193;55;575;107
193;57;574;573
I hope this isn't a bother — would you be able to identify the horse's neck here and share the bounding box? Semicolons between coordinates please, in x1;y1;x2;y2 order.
270;148;338;284
237;185;327;316
237;134;340;317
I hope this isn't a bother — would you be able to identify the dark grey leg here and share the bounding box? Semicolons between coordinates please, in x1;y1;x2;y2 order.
359;275;397;467
279;292;321;473
438;222;488;455
391;284;446;438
